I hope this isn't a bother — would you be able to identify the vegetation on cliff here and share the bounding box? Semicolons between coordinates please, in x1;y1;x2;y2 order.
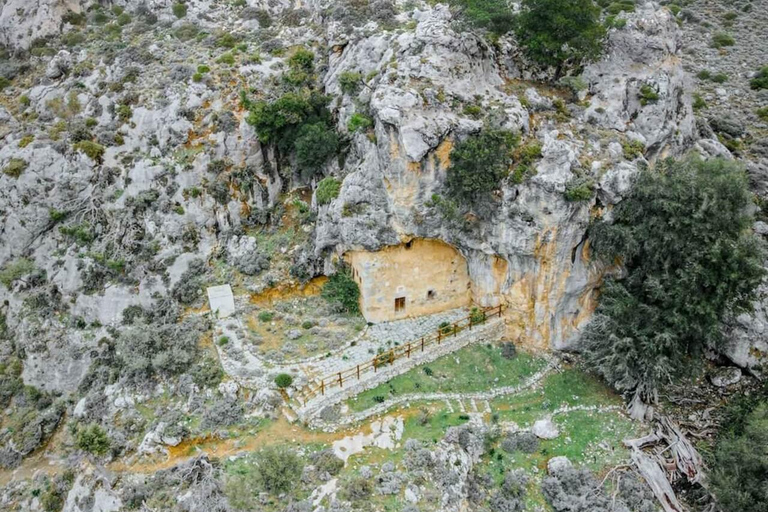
582;157;765;405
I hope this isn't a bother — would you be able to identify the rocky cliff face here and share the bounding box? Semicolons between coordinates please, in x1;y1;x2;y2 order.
315;3;694;349
0;2;700;364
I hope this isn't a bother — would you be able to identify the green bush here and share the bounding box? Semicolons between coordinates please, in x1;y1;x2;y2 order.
73;141;105;163
750;66;768;90
711;72;729;83
116;13;131;26
244;91;333;154
217;53;235;65
710;403;768;512
711;32;735;48
172;3;188;18
348;112;373;132
757;107;768;121
621;139;645;159
515;0;605;71
253;446;303;494
258;310;274;322
605;1;635;15
692;94;707;111
295;122;339;173
696;70;711;80
218;336;229;346
116;104;132;122
582;158;766;405
339;71;363;94
563;176;594;201
449;0;515;36
274;373;293;388
3;158;27;178
174;23;199;40
638;84;659;105
0;258;35;288
447;129;518;206
76;423;110;455
316;176;341;205
322;266;360;314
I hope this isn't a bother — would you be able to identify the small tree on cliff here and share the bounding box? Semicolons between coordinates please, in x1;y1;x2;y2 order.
515;0;606;77
582;157;765;412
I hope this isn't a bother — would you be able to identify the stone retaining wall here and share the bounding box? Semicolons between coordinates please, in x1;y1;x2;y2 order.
295;317;505;420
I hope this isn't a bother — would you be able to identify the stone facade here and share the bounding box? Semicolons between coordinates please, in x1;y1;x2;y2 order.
346;238;471;323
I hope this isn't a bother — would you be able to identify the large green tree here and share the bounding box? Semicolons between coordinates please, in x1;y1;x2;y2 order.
582;158;765;405
515;0;606;74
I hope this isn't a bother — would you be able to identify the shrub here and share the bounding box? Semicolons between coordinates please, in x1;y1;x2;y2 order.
294;122;339;173
172;3;187;18
342;477;373;501
274;373;293;388
316;176;341;205
501;342;517;360
582;158;766;405
76;423;110;455
696;70;711;80
217;53;235;65
258;310;274;322
201;397;243;430
73;141;105;163
638;84;659;106
757;107;768;121
244;91;333;155
693;94;707;111
515;0;605;72
501;432;539;453
348;112;373;132
3;158;27;178
174;23;199;40
321;266;360;314
217;336;229;346
447;129;518;207
711;72;729;83
711;32;735;48
253;446;303;494
750;66;768;90
192;73;203;82
116;104;132;122
621;138;645;159
310;449;344;476
339;71;363;94
449;0;515;36
710;402;768;511
116;13;131;26
0;258;35;288
563;176;594;201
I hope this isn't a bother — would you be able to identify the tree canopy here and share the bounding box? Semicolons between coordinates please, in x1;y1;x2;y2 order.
446;129;518;208
582;157;765;404
515;0;606;73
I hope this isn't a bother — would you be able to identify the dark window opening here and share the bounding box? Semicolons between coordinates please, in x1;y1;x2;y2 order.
395;296;406;312
405;240;413;249
427;289;436;300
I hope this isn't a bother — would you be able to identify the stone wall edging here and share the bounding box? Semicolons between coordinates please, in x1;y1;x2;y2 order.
296;318;505;419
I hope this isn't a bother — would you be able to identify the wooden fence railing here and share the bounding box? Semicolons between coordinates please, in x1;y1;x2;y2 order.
295;304;504;406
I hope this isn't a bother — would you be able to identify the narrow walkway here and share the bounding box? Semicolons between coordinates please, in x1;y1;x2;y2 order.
308;356;561;429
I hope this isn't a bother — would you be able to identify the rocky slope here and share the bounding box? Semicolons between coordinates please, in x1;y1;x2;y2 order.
0;0;764;510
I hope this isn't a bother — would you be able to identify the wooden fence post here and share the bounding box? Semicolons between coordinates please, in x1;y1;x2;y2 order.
421;337;424;352
453;323;458;336
338;372;342;387
357;365;360;380
321;380;325;396
498;305;502;318
438;330;441;344
407;343;411;358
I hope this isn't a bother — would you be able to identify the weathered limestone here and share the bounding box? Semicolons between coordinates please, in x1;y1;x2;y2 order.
207;284;235;318
346;238;471;323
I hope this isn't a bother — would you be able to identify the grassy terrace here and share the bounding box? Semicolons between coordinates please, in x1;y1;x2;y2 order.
347;343;549;412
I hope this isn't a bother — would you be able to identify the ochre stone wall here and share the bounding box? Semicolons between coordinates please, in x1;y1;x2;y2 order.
345;238;471;323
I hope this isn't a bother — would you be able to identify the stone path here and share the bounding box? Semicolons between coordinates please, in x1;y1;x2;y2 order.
308;356;561;429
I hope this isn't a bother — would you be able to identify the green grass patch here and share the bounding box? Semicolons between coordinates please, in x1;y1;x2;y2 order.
347;345;548;412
